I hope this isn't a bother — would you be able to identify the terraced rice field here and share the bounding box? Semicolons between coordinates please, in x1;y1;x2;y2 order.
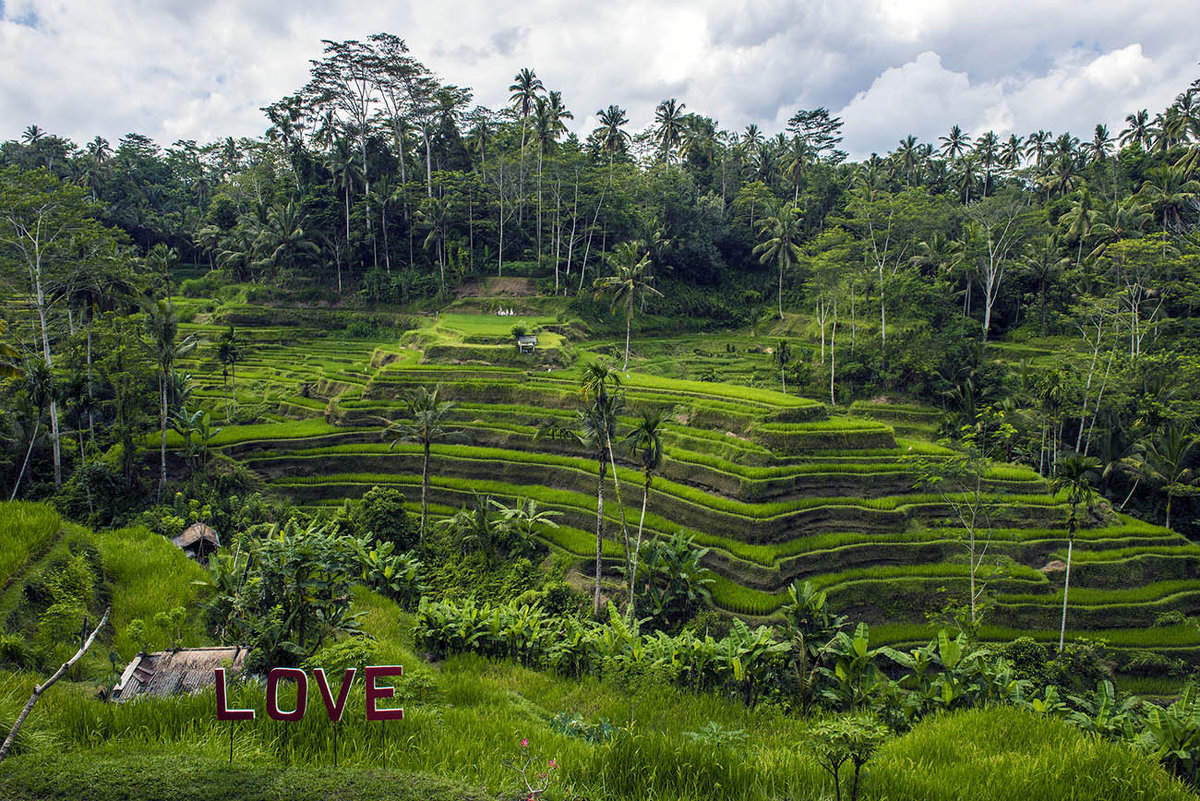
172;312;1200;665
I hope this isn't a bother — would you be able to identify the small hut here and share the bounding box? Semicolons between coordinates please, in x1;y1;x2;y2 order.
516;334;539;353
112;646;249;703
172;522;220;562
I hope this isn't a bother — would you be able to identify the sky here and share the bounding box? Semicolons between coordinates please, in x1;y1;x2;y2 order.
1;0;1198;160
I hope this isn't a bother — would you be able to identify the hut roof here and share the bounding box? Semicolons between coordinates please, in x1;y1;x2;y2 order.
172;522;220;550
112;646;248;702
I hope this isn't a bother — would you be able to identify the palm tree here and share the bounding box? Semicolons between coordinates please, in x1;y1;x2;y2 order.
381;386;466;544
1084;124;1113;166
1124;423;1199;530
939;124;972;160
623;408;667;615
653;98;687;162
999;134;1024;173
1052;454;1099;655
754;201;804;320
594;104;630;175
417;195;451;291
975;131;1000;196
255;199;318;283
1020;234;1069;337
1059;187;1097;271
896;135;921;186
509;67;544;210
541;363;624;616
214;325;244;422
593;241;663;370
1137;165;1199;236
508;67;544;149
533;91;573;263
774;339;792;394
9;358;53;500
326;138;363;285
1025;129;1053;169
1120;110;1151;150
143;300;197;501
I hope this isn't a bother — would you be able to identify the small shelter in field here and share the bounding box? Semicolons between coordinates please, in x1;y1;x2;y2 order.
112;646;249;703
172;522;220;562
516;335;539;353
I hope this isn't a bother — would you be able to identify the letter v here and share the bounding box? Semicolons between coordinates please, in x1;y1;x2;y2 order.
312;668;356;723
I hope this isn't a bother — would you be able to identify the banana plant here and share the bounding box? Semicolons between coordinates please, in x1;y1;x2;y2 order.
821;623;885;711
1137;684;1200;785
1066;680;1144;741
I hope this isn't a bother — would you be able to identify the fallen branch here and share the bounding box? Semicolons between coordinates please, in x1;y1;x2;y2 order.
0;606;110;763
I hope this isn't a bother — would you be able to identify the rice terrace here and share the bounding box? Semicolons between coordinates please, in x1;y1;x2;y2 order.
3;10;1200;801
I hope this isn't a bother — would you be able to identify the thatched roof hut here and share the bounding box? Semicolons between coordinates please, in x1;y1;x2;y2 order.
172;522;220;562
112;646;249;703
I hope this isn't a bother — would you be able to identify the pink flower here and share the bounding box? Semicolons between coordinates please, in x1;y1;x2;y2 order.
548;759;557;769
521;738;528;748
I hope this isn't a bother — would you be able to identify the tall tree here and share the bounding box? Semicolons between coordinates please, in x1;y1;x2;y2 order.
143;300;196;501
381;386;466;543
1052;454;1099;655
653;98;687;162
593;241;663;370
1;168;120;488
623;408;667;616
754;201;804;320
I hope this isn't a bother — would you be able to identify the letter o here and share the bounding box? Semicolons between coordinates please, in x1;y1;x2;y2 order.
266;667;308;722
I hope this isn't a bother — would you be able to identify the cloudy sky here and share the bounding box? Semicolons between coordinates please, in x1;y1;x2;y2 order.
1;0;1197;160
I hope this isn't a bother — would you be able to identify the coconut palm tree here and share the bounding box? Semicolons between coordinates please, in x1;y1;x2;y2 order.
541;363;624;616
939;124;973;160
1052;454;1099;655
999;134;1024;174
594;104;630;175
1059;186;1097;271
1123;422;1199;531
754;201;804;320
623;408;668;615
254;199;318;283
143;300;197;501
381;386;466;544
326;138;363;284
653;98;687;162
774;339;792;394
1120;110;1151;150
593;241;663;370
214;325;245;422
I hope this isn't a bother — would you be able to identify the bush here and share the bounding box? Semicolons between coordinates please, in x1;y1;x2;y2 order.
343;486;417;551
180;274;223;298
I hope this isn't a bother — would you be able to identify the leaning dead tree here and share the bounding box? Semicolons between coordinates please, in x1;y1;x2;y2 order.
0;607;110;763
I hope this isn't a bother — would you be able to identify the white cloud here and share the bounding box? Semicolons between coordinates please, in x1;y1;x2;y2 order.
0;0;1197;157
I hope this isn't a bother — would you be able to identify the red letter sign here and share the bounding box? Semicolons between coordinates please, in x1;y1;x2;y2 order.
364;665;404;721
312;668;356;723
266;667;308;722
215;667;255;721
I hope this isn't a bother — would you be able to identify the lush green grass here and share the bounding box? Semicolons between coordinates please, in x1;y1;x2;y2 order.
865;706;1195;801
0;501;61;586
91;525;212;658
1000;580;1200;607
871;622;1200;649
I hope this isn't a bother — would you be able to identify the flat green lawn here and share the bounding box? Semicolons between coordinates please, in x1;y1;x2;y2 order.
430;313;561;340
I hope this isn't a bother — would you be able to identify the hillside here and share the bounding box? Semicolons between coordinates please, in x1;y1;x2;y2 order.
141;290;1200;686
0;504;1195;801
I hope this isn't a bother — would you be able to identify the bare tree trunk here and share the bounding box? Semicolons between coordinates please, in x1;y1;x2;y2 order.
594;455;606;617
9;420;39;500
1057;537;1073;655
1;607;110;763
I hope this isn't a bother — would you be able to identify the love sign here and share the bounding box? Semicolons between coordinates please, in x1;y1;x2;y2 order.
215;665;404;722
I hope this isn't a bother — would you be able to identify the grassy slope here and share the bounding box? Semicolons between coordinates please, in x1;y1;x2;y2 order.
2;582;1191;801
164;302;1200;643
